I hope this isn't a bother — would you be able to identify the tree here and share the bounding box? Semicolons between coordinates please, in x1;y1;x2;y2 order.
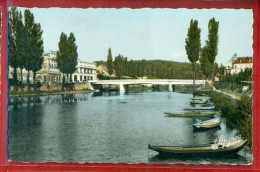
185;19;201;90
107;48;113;78
24;9;36;92
199;47;211;79
205;18;219;81
56;32;68;87
31;23;44;91
67;33;78;83
56;32;78;90
114;54;122;78
8;8;26;90
8;8;19;87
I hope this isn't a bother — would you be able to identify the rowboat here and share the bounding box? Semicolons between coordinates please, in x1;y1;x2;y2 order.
191;97;209;101
190;99;208;104
148;138;247;155
164;111;220;118
180;106;215;110
193;118;220;129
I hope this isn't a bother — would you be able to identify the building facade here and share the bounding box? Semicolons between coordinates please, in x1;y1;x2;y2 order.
225;56;252;75
72;61;96;82
37;51;61;85
9;51;96;85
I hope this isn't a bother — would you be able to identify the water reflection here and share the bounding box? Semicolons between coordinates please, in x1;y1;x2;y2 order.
8;91;252;164
8;99;44;162
57;95;78;162
148;151;249;164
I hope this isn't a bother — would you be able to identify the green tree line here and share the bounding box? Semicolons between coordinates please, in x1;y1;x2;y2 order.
97;56;206;80
9;8;44;92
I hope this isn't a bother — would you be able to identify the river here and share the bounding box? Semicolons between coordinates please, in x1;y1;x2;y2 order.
8;91;252;164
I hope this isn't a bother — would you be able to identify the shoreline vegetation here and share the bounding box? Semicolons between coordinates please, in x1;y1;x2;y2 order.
194;90;252;147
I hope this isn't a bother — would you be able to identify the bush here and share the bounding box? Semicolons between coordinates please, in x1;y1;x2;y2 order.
209;92;252;146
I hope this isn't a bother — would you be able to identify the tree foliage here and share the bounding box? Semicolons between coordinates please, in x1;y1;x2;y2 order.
8;8;27;87
31;23;44;91
205;18;219;79
106;48;113;76
185;19;201;90
97;59;203;80
185;19;201;65
206;18;219;64
9;8;44;91
199;47;211;78
221;68;252;83
56;32;78;86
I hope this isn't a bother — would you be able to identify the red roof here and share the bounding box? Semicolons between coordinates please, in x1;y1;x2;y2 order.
233;57;253;64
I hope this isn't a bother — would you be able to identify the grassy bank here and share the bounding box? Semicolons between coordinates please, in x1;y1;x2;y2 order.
195;90;252;147
9;89;92;98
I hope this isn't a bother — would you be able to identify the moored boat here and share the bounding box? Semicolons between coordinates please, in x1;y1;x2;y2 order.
180;106;215;110
193;118;220;129
191;97;209;101
148;137;247;155
190;99;208;104
164;111;220;118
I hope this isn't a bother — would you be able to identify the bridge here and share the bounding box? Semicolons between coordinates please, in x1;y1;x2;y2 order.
89;79;206;92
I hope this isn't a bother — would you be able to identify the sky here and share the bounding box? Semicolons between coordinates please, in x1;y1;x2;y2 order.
17;8;253;65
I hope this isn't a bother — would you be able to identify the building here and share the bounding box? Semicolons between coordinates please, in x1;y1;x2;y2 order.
224;56;252;75
8;67;34;84
37;51;61;85
72;61;96;82
9;50;96;85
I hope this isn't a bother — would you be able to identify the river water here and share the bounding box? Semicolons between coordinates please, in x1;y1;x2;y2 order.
8;91;252;164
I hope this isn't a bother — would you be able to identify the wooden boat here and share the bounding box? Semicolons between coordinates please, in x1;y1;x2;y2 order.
148;138;247;155
164;111;220;118
193;118;220;129
180;106;215;110
190;99;208;104
191;97;209;101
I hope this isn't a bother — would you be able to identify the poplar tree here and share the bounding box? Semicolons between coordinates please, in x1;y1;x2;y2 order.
206;18;219;81
8;8;19;87
199;47;211;79
67;33;78;83
107;48;113;78
56;32;78;89
57;32;69;87
31;23;44;91
185;19;201;89
114;54;122;78
24;9;35;92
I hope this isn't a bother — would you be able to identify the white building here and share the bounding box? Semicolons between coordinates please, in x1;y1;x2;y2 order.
72;61;96;82
40;51;96;84
9;51;96;85
225;56;252;75
38;51;61;85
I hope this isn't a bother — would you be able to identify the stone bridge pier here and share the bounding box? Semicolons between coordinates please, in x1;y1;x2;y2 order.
119;84;129;92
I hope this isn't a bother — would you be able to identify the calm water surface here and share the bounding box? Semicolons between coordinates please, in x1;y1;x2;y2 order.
8;91;252;164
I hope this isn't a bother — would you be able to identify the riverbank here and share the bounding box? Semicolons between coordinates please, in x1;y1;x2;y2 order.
9;89;92;98
194;90;252;147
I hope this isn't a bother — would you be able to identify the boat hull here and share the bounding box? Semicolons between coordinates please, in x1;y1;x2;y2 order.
181;106;215;110
193;120;221;129
164;111;220;118
148;139;247;156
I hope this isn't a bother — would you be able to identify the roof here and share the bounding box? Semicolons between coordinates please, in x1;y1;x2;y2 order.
233;57;253;64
